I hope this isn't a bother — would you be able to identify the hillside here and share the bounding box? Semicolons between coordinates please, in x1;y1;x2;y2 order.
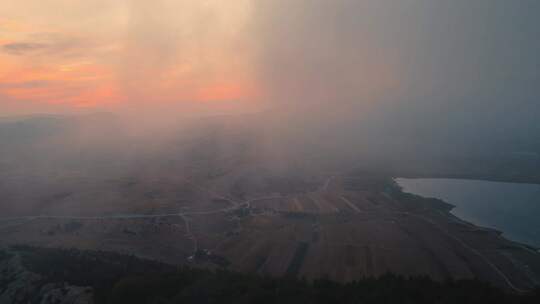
1;246;539;304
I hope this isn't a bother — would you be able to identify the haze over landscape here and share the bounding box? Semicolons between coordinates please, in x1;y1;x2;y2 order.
1;1;540;303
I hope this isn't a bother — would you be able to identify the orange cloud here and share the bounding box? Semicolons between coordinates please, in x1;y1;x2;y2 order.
1;1;257;114
0;54;121;107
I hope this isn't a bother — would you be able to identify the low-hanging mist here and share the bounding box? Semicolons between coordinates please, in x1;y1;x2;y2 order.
1;0;540;180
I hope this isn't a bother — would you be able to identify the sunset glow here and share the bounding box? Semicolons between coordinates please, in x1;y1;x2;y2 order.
0;0;254;114
1;2;540;299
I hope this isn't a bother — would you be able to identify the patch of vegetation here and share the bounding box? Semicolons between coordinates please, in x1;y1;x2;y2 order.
285;242;309;277
385;178;454;212
0;249;13;262
63;220;84;232
44;220;85;236
10;245;540;304
192;249;230;267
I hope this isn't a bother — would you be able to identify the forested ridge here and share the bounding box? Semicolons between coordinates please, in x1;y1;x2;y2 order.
1;246;539;304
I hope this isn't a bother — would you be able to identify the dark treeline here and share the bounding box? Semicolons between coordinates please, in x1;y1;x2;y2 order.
3;246;539;304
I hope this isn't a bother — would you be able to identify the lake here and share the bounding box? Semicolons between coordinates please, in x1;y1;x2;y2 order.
395;178;540;248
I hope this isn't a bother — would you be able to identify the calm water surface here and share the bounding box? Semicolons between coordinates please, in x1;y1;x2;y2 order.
395;178;540;248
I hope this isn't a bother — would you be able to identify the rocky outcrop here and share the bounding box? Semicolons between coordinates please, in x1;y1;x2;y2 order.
0;250;93;304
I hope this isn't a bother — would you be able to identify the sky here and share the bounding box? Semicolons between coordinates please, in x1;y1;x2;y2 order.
1;0;539;138
0;0;255;116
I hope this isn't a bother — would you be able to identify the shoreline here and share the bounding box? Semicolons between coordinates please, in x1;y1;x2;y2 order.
393;174;540;186
393;177;540;251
